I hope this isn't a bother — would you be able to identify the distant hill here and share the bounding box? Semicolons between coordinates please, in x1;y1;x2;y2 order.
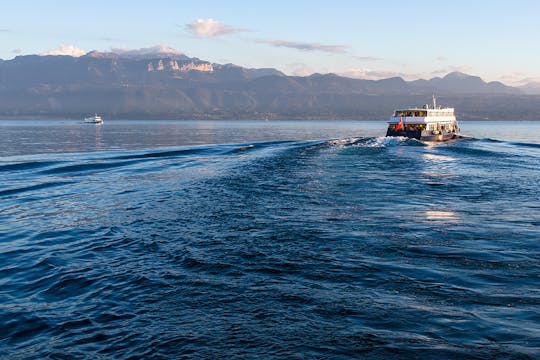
409;72;518;95
0;51;539;120
519;82;540;95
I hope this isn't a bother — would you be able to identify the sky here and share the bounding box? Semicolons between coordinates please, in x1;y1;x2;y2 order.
1;0;539;85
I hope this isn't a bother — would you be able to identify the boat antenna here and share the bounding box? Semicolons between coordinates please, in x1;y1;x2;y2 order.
432;94;437;109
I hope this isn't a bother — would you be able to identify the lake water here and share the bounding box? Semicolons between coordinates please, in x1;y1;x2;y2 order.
0;120;539;358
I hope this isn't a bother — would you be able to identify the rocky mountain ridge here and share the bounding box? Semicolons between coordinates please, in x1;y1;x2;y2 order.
0;51;538;120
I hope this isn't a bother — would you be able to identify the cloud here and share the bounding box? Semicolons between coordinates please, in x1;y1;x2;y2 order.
12;49;22;54
284;63;317;77
449;65;472;73
0;28;10;33
257;39;348;53
497;73;540;86
436;56;448;61
41;44;86;57
354;55;383;61
110;45;183;57
186;18;247;37
339;68;405;80
515;76;540;85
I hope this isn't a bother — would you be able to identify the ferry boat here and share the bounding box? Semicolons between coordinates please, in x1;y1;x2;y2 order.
386;96;459;141
84;114;103;124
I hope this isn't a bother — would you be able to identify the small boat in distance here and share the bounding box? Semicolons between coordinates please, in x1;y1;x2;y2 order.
84;114;103;124
386;96;460;141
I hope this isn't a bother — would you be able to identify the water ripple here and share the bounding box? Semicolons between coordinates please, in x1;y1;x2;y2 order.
0;137;539;358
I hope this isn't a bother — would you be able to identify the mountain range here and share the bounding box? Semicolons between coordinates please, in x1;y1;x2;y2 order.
1;49;539;120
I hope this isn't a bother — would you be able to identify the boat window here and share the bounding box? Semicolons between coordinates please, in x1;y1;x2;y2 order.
394;110;427;117
389;124;426;131
405;124;426;131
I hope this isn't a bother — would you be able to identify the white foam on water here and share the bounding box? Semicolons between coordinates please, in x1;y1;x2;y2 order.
359;136;407;147
327;136;416;148
326;137;361;146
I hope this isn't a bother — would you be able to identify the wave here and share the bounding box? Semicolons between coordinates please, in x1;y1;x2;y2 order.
40;160;142;176
474;137;540;149
0;142;289;177
439;137;540;159
0;181;75;198
0;141;314;200
2;136;537;186
108;140;297;161
0;160;62;172
441;145;509;158
509;141;540;149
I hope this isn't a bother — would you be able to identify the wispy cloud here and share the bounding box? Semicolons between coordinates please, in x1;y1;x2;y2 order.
498;72;539;86
41;44;86;57
515;76;540;85
354;55;383;61
435;56;448;61
100;36;119;42
257;39;348;54
186;18;248;37
0;28;10;33
284;63;317;76
12;48;22;54
339;68;405;80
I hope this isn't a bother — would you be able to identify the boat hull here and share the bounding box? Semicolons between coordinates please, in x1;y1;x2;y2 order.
386;129;458;141
84;117;103;124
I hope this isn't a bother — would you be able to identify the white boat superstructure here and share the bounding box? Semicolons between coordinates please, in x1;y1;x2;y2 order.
84;114;103;124
386;96;460;141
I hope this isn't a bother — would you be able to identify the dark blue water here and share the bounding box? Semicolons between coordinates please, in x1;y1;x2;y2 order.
1;121;539;358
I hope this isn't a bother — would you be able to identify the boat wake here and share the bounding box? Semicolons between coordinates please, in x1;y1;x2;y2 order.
327;136;425;148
